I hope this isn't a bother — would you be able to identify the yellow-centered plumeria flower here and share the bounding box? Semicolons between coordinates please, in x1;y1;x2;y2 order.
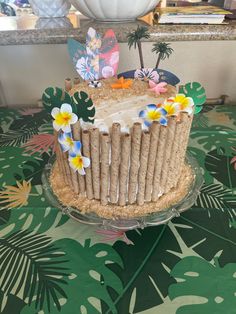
58;132;76;152
162;102;180;116
69;142;90;175
166;94;194;115
51;103;78;133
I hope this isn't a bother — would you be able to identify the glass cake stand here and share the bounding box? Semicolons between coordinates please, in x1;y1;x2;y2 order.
42;154;203;230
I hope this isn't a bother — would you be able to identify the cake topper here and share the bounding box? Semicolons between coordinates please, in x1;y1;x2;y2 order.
89;80;102;88
127;26;150;69
42;87;96;124
68;142;90;175
51;103;78;133
139;104;167;127
165;94;194;115
111;77;133;89
58;132;77;152
179;82;206;114
126;27;178;86
152;42;174;69
162;102;180;116
148;81;168;95
134;68;160;83
68;27;119;81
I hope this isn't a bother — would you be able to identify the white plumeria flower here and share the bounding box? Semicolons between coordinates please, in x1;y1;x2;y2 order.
167;94;194;115
58;132;80;153
68;142;90;175
51;103;78;133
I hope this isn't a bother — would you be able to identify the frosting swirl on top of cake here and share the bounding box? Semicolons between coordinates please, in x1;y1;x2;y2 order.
69;78;176;129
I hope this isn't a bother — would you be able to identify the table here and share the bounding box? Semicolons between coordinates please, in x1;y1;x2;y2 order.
0;104;235;314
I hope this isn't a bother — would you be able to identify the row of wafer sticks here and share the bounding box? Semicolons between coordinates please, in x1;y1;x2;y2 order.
55;112;193;206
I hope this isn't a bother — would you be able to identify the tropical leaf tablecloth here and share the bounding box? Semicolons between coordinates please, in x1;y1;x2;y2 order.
0;105;236;314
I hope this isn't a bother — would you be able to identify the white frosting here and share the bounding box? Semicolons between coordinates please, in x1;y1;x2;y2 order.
94;94;167;129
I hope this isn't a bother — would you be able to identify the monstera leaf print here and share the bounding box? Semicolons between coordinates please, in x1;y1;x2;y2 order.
102;225;181;314
0;230;69;313
193;183;236;219
13;152;50;186
0;186;68;236
191;125;235;156
205;148;236;189
172;209;236;266
21;238;124;314
0;109;20;132
0;147;41;186
169;256;236;314
69;239;123;314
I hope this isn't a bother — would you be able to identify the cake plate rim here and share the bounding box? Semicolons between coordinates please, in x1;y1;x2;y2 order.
41;153;204;230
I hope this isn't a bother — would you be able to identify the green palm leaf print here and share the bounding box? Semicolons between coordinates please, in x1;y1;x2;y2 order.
0;230;69;312
194;183;236;219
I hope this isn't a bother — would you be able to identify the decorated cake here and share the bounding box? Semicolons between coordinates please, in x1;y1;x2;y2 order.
42;27;206;219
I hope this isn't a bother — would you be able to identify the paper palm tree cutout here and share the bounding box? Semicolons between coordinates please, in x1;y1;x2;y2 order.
127;26;150;69
152;42;174;69
68;27;119;81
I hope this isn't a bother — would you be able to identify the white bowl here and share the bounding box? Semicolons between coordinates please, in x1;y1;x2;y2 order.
70;0;160;21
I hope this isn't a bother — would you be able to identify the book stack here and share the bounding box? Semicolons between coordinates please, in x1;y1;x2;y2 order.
154;5;232;24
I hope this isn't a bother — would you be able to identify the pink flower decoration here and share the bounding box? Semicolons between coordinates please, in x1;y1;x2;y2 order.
149;80;168;95
22;134;56;155
96;229;133;245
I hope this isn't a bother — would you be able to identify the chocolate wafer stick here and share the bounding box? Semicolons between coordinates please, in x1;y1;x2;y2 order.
164;118;183;193
152;125;168;201
128;122;142;204
173;113;193;187
62;151;74;188
159;117;177;195
82;130;93;199
90;128;100;199
119;133;131;206
65;78;72;92
137;130;151;205
110;123;121;204
101;133;110;205
145;122;161;201
54;132;68;187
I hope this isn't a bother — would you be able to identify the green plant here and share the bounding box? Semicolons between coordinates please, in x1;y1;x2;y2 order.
127;26;150;69
152;42;173;69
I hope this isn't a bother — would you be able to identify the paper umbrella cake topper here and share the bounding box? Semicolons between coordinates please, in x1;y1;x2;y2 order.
68;27;119;81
